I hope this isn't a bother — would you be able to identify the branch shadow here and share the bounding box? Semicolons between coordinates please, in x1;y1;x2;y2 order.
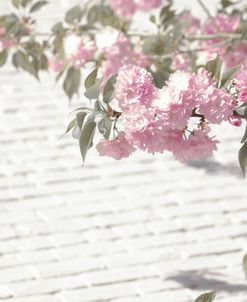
167;271;247;293
186;157;241;178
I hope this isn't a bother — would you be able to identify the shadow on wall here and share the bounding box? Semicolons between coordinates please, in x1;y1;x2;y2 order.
187;158;241;178
167;271;247;292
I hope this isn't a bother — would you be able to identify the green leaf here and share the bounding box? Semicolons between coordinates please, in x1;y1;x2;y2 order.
63;67;81;99
11;0;20;8
65;5;83;24
79;121;96;163
206;56;223;83
59;118;76;138
87;5;99;24
12;50;38;79
221;0;234;8
56;69;65;82
243;254;247;277
84;68;98;89
84;79;101;100
195;292;217;302
238;141;247;177
94;100;102;112
149;15;156;24
103;74;117;104
0;50;8;67
142;35;165;56
76;112;87;129
21;0;32;7
51;22;64;34
241;124;247;144
220;65;239;88
98;116;112;139
29;0;48;13
159;4;175;28
40;53;48;70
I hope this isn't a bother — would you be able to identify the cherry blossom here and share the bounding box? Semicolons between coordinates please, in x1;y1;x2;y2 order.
114;65;158;110
96;132;135;159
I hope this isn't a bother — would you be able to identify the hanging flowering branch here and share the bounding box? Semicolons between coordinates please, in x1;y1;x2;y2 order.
1;0;247;175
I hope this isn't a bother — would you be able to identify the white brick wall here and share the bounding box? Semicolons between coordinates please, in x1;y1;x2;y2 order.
0;1;247;301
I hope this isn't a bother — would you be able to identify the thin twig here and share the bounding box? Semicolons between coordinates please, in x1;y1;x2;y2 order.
186;32;241;41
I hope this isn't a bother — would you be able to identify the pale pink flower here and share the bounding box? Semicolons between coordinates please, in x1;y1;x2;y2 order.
96;132;135;159
133;48;151;68
224;43;247;68
101;34;132;80
64;35;95;67
0;27;15;51
168;130;218;162
0;27;5;36
48;56;64;72
23;26;33;35
239;90;247;102
95;27;120;51
203;13;240;41
171;54;191;71
136;0;161;11
157;71;194;130
201;13;240;59
228;115;242;127
198;87;235;124
114;65;157;110
107;0;137;17
181;11;200;35
121;105;167;154
234;64;247;91
189;69;235;124
100;34;150;84
0;37;16;52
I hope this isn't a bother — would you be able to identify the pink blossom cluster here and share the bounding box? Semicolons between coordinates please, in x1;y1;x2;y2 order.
49;35;96;72
0;26;17;52
173;13;246;71
106;0;161;18
234;64;247;102
200;13;247;68
98;30;149;83
96;65;236;161
171;12;200;71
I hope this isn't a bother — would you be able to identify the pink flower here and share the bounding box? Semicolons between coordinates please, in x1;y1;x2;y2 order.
0;27;16;51
0;27;5;36
203;13;240;41
101;34;132;80
234;64;247;91
168;129;218;162
96;132;135;160
157;71;194;130
136;0;161;11
114;65;157;110
121;105;167;154
0;38;16;52
239;90;247;102
64;35;95;67
189;69;235;124
100;34;150;85
228;115;242;127
171;54;191;71
224;43;247;69
48;56;64;72
107;0;137;17
198;87;235;124
201;14;240;59
76;38;96;64
181;11;200;35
